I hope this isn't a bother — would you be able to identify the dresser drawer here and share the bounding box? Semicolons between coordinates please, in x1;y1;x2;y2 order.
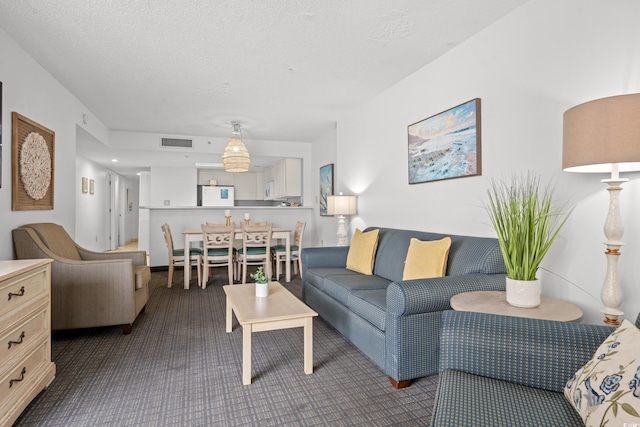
0;266;48;318
0;340;48;410
0;307;48;369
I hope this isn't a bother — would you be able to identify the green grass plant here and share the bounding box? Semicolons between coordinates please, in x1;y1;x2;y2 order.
486;172;572;281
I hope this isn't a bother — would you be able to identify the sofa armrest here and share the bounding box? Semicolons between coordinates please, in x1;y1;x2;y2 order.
78;247;147;266
301;246;349;278
439;310;614;392
387;273;506;316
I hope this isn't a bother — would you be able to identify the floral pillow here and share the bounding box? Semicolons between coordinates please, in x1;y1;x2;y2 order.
564;319;640;426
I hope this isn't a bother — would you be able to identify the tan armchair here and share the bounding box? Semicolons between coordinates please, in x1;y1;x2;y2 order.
12;223;150;334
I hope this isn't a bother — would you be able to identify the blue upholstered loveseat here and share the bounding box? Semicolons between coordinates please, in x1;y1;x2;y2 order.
301;227;507;388
431;310;640;426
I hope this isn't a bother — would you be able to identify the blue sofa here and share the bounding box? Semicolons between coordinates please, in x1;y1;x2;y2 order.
301;227;507;388
431;310;640;426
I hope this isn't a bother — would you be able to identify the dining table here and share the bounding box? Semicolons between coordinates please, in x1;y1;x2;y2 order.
182;228;292;289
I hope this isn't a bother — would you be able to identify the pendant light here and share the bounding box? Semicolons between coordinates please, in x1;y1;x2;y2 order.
222;122;250;172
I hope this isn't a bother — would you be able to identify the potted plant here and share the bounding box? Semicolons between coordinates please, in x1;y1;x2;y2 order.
485;172;572;308
250;266;269;297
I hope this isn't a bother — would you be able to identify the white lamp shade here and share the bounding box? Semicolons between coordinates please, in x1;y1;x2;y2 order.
563;93;640;173
327;195;357;216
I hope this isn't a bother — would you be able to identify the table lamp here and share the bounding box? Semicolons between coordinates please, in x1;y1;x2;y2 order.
562;93;640;325
327;193;357;246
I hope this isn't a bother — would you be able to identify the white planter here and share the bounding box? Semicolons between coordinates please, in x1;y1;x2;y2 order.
506;277;540;308
255;282;269;297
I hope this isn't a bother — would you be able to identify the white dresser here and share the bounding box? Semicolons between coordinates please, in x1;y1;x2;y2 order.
0;259;55;427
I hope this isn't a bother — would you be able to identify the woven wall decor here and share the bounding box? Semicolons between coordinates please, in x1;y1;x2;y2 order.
12;112;55;210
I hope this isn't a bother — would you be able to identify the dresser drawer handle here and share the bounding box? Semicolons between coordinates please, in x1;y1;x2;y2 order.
8;286;25;300
8;331;26;349
9;367;26;388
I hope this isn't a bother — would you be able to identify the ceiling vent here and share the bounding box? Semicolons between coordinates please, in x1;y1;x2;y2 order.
160;137;193;149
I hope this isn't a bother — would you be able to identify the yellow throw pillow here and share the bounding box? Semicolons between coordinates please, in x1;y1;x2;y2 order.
346;228;379;275
402;237;452;280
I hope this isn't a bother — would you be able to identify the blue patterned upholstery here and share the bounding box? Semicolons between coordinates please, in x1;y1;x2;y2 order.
430;310;635;427
301;227;506;385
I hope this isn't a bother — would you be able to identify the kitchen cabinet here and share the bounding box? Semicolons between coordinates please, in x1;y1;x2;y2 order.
234;173;257;201
215;172;235;186
197;170;217;185
0;259;55;427
197;169;257;201
197;159;300;202
264;158;301;200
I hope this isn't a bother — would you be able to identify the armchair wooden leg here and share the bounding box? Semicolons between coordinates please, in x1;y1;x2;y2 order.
122;324;133;335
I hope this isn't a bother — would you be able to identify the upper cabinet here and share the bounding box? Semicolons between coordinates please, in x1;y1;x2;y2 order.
197;170;256;200
197;157;301;202
264;158;301;200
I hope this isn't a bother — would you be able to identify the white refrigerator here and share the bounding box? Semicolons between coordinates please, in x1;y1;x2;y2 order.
201;186;234;207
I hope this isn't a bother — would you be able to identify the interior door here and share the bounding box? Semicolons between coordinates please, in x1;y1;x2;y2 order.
109;173;120;250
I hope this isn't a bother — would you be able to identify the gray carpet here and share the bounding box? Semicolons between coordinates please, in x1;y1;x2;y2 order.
14;269;438;426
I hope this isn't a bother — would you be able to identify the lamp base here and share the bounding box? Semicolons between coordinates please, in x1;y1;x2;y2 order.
336;215;348;246
601;307;623;326
600;177;626;326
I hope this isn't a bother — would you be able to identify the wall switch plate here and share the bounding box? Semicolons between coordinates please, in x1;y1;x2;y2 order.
164;200;170;206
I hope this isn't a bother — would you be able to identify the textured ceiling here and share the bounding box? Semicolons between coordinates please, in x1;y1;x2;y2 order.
0;1;528;172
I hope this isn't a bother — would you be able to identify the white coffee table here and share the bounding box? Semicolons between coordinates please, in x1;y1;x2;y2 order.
223;282;318;385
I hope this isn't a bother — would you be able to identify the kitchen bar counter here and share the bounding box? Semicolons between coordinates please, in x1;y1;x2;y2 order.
141;206;313;268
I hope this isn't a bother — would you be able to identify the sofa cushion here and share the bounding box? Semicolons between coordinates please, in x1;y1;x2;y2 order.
346;228;379;275
322;273;391;306
304;267;362;291
347;289;387;331
564;319;640;426
432;370;583;427
135;265;151;290
402;237;451;280
368;227;505;282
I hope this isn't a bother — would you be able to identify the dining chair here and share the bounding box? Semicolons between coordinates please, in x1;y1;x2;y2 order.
237;223;273;284
161;223;201;288
272;221;305;281
200;223;236;288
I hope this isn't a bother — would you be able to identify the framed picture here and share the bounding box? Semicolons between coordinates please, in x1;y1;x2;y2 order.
319;163;334;216
89;179;95;194
408;98;481;184
82;177;88;193
12;112;55;210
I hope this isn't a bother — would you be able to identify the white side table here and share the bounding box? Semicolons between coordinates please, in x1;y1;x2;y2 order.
450;291;583;322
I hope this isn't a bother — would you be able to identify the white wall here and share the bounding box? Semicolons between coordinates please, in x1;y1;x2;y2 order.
0;28;108;260
335;0;640;324
75;155;109;250
149;167;197;207
309;127;339;247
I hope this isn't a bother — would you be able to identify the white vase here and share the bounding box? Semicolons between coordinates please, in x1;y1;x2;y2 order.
505;277;540;308
255;282;269;297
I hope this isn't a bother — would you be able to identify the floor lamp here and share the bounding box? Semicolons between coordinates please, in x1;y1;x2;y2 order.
563;93;640;326
327;193;357;246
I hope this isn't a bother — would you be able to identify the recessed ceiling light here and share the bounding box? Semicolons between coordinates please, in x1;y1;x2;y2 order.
111;159;118;162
